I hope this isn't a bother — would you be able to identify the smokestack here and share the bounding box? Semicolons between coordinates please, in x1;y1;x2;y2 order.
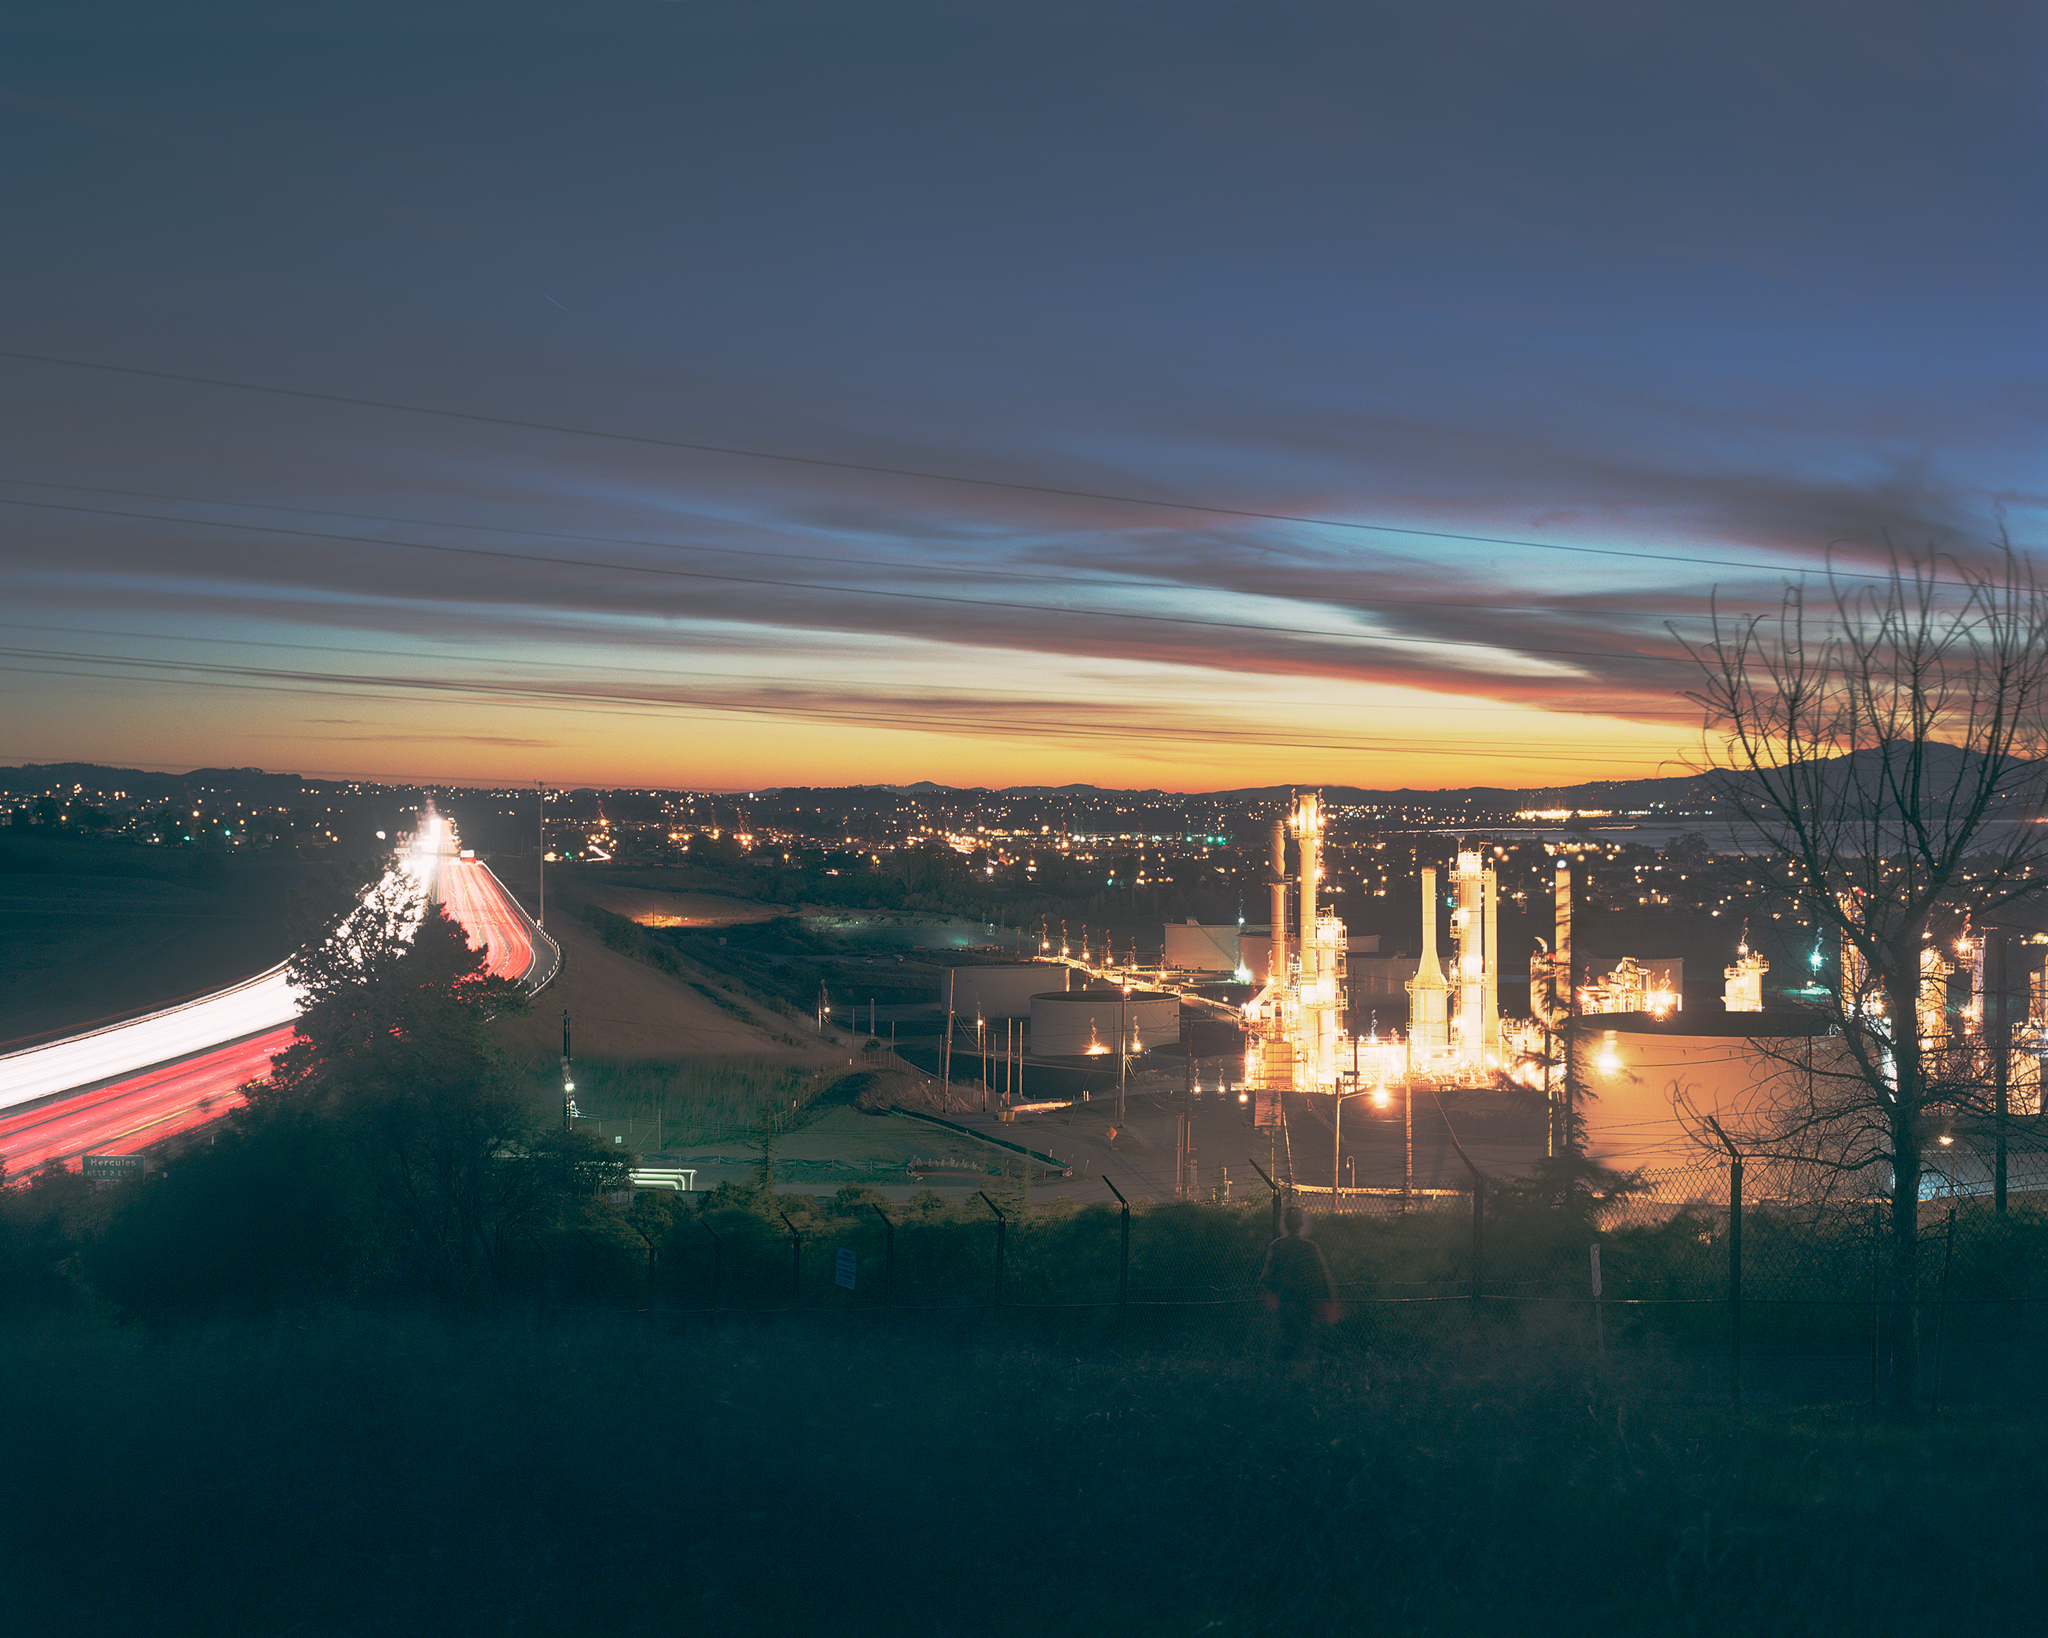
1482;857;1499;1057
1420;866;1438;966
1406;866;1449;1060
1268;818;1288;984
1297;793;1319;964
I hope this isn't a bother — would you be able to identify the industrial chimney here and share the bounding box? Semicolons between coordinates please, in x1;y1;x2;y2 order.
1406;866;1449;1060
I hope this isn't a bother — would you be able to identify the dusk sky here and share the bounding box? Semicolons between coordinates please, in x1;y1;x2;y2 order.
3;1;2042;792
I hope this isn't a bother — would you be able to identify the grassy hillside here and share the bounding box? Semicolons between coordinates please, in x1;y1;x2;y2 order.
0;836;313;1047
3;1312;2041;1637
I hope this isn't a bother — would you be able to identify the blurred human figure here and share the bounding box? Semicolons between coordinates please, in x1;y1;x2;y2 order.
1259;1204;1336;1361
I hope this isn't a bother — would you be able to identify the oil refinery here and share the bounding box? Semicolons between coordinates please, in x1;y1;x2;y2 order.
987;788;2048;1176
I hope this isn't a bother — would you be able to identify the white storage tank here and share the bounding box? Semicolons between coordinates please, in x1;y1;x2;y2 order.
1162;922;1245;973
1029;988;1180;1057
945;964;1067;1019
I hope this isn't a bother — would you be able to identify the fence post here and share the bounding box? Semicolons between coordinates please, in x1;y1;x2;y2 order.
1428;1093;1487;1306
1992;929;2009;1214
776;1209;803;1298
1930;1208;1957;1416
1870;1202;1883;1407
977;1191;1007;1307
698;1212;722;1306
1246;1154;1285;1240
1434;1134;1486;1305
1729;1158;1743;1407
1591;1242;1604;1352
1708;1118;1742;1408
1103;1177;1130;1309
870;1201;894;1305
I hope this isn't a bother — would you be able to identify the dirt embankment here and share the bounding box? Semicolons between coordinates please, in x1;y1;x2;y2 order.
491;911;838;1067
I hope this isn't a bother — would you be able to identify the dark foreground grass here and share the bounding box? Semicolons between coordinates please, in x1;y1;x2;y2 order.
1;1312;2040;1637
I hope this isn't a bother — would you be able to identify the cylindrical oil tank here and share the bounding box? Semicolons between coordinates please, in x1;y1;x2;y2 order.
945;964;1067;1019
1029;988;1180;1056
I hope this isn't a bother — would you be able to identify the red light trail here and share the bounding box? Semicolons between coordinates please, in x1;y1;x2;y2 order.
0;859;541;1182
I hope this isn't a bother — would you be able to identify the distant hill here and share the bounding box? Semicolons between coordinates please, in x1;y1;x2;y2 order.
5;762;1721;811
16;749;2031;818
0;763;193;798
0;763;343;799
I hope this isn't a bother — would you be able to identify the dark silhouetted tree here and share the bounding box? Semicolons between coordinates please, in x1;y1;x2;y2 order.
1682;543;2048;1407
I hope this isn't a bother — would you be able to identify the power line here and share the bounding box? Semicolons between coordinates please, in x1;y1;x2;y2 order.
0;646;1613;753
0;347;1850;583
0;476;1564;614
0;474;1788;623
0;623;1675;716
0;648;1680;765
0;496;1691;670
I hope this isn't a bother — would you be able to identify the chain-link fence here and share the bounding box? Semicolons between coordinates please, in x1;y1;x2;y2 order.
631;1125;2048;1409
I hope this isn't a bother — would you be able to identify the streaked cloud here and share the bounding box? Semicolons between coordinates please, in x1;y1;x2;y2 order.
0;0;2039;788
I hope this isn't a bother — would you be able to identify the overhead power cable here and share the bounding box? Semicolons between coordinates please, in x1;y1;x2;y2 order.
0;648;1679;766
0;623;1684;717
0;474;1752;621
0;496;1689;671
0;347;1862;583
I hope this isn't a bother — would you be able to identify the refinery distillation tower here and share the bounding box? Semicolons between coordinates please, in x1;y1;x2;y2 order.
1240;794;1510;1107
1243;793;1351;1099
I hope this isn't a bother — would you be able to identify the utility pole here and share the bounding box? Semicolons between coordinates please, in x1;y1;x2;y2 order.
560;1008;577;1128
1404;1076;1414;1213
536;781;547;929
942;995;954;1110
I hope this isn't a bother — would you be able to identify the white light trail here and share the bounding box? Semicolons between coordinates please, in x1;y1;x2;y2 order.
0;961;300;1113
0;866;421;1114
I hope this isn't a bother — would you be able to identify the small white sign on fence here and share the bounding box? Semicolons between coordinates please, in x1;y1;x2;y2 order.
835;1248;858;1290
1589;1242;1603;1298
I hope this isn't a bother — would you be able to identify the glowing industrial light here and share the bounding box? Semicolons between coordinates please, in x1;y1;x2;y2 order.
1938;1133;1954;1147
1237;1091;1249;1104
1371;1087;1391;1109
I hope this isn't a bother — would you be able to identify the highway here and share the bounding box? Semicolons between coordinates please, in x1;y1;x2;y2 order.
0;837;552;1181
436;856;537;987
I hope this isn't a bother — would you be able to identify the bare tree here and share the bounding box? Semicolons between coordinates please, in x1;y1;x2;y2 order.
1681;544;2048;1405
